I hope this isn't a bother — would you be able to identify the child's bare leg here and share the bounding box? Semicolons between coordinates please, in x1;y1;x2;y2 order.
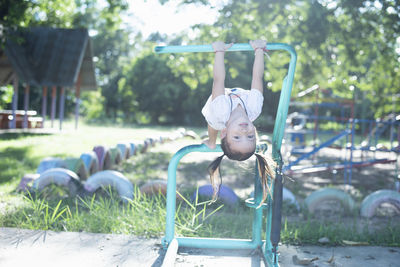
250;40;266;95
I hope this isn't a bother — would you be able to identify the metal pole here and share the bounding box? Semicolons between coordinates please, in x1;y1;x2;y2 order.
75;74;81;130
41;86;47;128
59;87;65;130
51;86;57;128
11;75;18;129
23;84;30;129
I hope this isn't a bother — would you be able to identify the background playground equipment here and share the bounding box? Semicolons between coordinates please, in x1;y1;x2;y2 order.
156;42;296;267
282;85;399;188
283;85;400;218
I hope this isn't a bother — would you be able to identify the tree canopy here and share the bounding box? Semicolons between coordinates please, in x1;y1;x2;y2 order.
1;0;399;126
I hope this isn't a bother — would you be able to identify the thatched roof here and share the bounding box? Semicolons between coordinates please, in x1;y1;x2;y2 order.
0;27;96;90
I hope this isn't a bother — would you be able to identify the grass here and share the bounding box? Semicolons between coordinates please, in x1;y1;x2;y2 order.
0;121;399;247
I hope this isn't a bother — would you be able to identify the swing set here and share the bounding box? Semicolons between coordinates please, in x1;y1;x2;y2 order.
154;43;297;266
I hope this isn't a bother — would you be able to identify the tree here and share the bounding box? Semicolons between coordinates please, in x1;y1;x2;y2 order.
125;53;190;124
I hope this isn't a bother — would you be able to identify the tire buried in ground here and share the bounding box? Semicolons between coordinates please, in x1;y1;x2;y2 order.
360;189;400;218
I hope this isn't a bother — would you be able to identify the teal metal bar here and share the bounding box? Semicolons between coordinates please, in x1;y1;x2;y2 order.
177;237;259;249
163;144;222;247
159;43;297;267
155;43;295;54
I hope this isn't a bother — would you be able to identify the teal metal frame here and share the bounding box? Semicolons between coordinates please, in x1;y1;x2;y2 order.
155;43;297;266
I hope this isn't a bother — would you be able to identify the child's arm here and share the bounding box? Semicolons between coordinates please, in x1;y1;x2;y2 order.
203;125;218;149
250;40;267;95
202;41;233;149
211;41;233;100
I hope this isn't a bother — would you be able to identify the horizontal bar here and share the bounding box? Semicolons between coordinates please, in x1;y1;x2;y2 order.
176;237;260;250
154;43;295;55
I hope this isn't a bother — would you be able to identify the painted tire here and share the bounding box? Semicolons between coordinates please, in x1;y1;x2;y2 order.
260;135;272;144
117;143;130;160
134;142;144;154
17;173;40;192
140;180;168;196
37;157;64;174
109;147;122;165
139;179;183;200
177;127;186;136
158;135;165;144
84;170;133;201
305;188;355;213
200;131;209;140
360;189;400;218
146;138;155;147
184;130;199;139
63;158;89;180
80;152;99;175
128;143;137;156
287;112;307;131
141;140;149;153
168;132;180;141
191;184;239;206
283;187;300;209
32;168;81;197
250;187;298;209
93;146;112;170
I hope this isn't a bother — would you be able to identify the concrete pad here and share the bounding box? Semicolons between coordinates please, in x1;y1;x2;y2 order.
1;227;399;267
0;227;164;267
176;245;400;267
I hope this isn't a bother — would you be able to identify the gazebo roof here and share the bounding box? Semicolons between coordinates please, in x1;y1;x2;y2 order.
0;27;96;90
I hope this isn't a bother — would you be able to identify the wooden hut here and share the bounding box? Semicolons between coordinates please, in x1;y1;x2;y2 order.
0;27;96;130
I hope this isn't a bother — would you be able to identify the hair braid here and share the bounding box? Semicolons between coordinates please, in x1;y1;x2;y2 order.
207;154;225;203
254;153;276;208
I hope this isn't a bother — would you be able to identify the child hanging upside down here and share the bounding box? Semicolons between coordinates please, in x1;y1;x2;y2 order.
202;40;275;206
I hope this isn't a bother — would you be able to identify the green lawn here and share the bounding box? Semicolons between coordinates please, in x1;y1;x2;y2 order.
0;121;399;246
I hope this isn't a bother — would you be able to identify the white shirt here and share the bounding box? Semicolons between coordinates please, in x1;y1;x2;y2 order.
201;88;264;130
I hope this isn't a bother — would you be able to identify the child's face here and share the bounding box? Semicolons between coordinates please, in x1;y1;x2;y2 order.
222;119;256;154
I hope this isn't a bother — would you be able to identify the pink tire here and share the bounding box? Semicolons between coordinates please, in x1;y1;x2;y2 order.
93;146;112;170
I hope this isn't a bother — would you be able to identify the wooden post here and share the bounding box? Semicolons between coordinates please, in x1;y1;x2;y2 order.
41;86;48;128
50;86;57;128
23;84;30;129
11;74;19;129
59;87;65;130
75;74;81;130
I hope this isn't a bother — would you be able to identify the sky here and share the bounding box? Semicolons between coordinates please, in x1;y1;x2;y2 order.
126;0;225;38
